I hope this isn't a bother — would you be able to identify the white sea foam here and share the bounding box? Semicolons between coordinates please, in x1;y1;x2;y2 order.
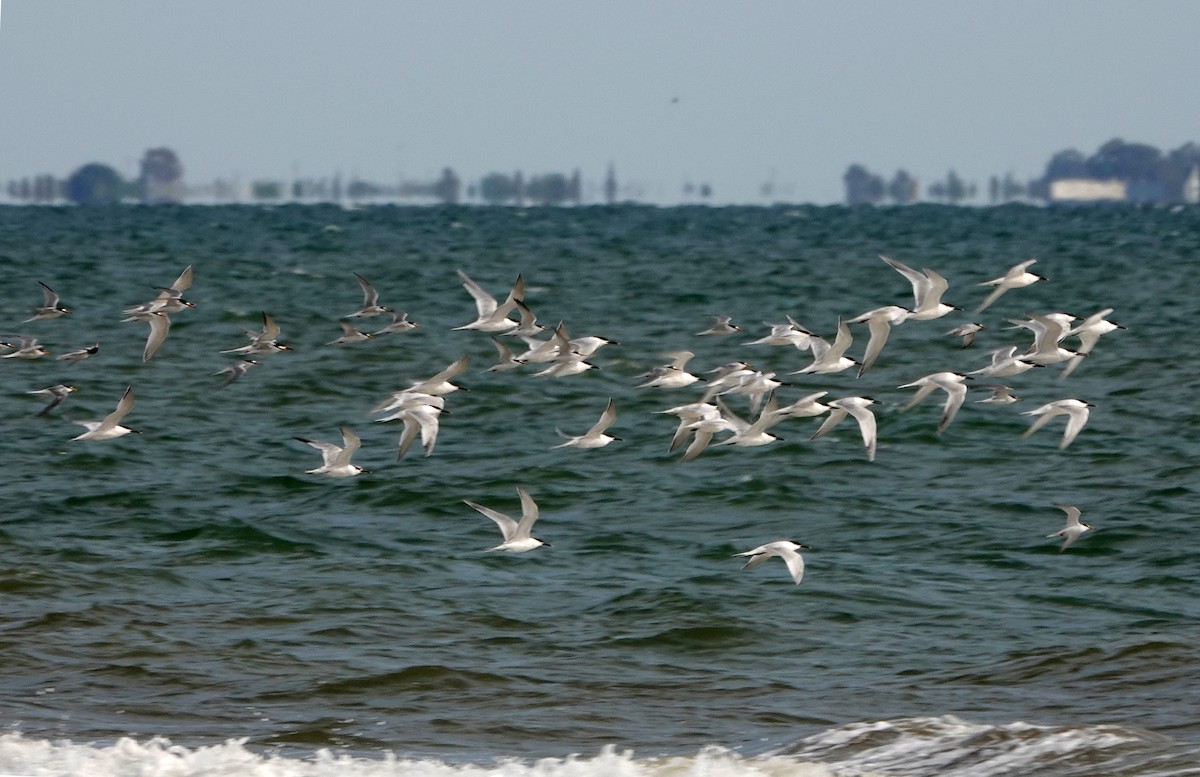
777;715;1188;776
0;735;839;777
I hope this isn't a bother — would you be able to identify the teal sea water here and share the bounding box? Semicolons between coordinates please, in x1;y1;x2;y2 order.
0;203;1197;776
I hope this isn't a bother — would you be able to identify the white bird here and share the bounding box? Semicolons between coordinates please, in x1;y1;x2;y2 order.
734;540;812;584
1061;307;1123;379
24;281;72;322
0;334;50;359
946;322;985;348
221;312;292;356
1047;504;1094;552
405;353;470;395
898;372;969;433
295;426;367;478
372;310;420;336
486;337;525;372
215;359;260;387
464;486;548;552
659;401;720;454
969;345;1038;378
746;316;814;350
328;320;375;345
346;272;392;318
715;370;783;416
28;384;77;416
976;258;1043;313
1021;398;1093;449
378;403;443;460
769;390;832;421
880;255;958;320
555;398;619;449
453;269;524;332
1012;311;1079;366
371;389;446;416
811;396;879;462
975;385;1020;405
849;305;911;378
636;350;701;388
712;395;785;449
792;319;856;375
507;299;546;338
124;265;195;316
697;315;742;336
72;387;137;441
56;342;100;364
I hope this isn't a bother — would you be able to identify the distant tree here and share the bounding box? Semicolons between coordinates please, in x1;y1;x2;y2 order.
1042;149;1088;183
1086;138;1162;182
479;172;521;204
433;167;461;204
604;163;618;204
1001;173;1026;201
65;163;123;205
945;170;966;203
843;164;884;205
139;147;184;203
887;170;918;204
526;173;572;205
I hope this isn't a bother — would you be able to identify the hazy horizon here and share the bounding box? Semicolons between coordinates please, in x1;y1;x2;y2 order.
3;2;1200;204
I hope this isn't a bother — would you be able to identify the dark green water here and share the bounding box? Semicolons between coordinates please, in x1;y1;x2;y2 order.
0;203;1196;775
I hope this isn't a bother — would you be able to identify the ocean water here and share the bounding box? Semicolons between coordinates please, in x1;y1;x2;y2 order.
0;203;1197;776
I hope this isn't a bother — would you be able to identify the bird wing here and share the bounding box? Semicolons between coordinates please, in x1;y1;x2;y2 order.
100;387;135;430
465;500;519;542
514;487;540;538
38;281;61;307
588;399;618;435
457;269;498;318
143;313;171;361
354;272;380;307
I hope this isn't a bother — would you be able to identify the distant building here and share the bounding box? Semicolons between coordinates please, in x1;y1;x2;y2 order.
1048;178;1127;203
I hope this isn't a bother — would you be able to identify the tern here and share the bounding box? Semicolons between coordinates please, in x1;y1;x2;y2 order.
0;335;50;359
659;401;721;454
507;299;546;338
24;281;72;322
379;403;443;460
464;486;548;552
372;310;420;336
221;312;292;356
28;384;77;416
1047;504;1094;552
56;342;100;364
697;314;742;336
295;426;367;478
880;255;958;320
946;322;985;348
72;387;137;441
969;345;1037;378
123;265;195;316
975;259;1043;313
404;354;470;396
792;319;856;375
554;398;619;449
328;320;375;345
811;396;879;462
1061;308;1123;378
975;385;1020;405
849;305;911;378
1012;312;1079;366
1021;398;1093;449
453;269;524;332
346;272;392;318
734;540;812;584
746;316;814;350
898;372;969;433
215;359;260;387
636;351;701;389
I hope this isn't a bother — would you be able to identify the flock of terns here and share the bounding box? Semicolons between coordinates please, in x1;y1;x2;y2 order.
4;254;1120;582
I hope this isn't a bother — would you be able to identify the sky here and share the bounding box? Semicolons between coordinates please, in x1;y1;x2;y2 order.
3;1;1200;205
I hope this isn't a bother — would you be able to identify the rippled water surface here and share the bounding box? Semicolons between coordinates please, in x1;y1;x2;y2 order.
0;203;1197;775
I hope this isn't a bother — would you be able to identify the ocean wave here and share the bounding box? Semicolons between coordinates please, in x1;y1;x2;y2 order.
775;715;1200;776
0;735;839;777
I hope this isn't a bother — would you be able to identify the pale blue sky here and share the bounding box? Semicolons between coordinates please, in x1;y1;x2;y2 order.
3;1;1199;204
